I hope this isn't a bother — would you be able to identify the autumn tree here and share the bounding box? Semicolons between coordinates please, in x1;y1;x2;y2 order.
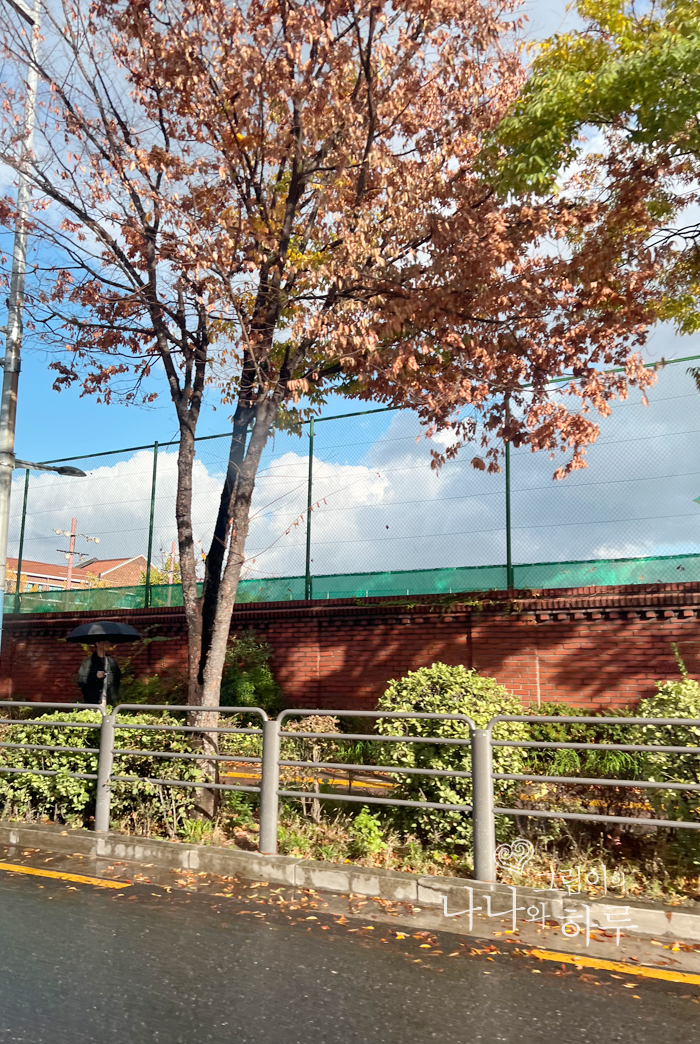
0;0;666;729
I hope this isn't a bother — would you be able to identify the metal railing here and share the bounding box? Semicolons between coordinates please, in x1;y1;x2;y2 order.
1;702;699;882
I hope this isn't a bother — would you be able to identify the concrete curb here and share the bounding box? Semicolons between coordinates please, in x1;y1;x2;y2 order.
1;820;699;943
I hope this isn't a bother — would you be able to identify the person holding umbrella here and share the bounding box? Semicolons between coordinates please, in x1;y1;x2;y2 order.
77;641;121;705
66;620;141;705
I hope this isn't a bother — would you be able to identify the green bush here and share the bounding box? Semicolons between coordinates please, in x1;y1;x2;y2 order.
526;702;642;780
0;709;101;822
348;806;387;858
220;630;284;717
115;669;186;706
102;628;283;712
632;678;700;853
109;711;209;837
635;678;700;781
0;709;206;837
375;663;528;849
519;683;700;871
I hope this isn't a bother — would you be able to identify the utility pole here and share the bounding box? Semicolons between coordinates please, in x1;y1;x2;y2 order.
0;0;41;635
65;516;77;590
54;520;99;607
12;466;29;612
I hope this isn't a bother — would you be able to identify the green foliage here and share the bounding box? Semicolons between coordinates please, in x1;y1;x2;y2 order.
221;790;258;829
0;709;101;822
109;711;206;836
219;630;284;717
109;628;283;713
526;701;642;780
376;664;528;849
115;660;185;706
494;0;700;334
139;552;181;586
0;709;205;836
634;676;700;784
348;806;387;858
496;0;700;190
631;677;700;866
179;817;215;844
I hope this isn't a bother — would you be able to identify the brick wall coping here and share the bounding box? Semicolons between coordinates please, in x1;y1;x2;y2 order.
4;578;700;638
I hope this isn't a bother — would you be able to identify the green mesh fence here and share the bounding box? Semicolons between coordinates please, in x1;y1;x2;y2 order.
6;361;700;613
9;552;700;614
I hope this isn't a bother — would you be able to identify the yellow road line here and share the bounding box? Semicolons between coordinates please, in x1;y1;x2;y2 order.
0;861;130;889
530;948;700;985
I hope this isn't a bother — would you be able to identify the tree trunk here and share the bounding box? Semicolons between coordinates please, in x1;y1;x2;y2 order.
173;415;215;817
198;409;250;688
187;399;278;817
200;406;275;709
174;418;203;705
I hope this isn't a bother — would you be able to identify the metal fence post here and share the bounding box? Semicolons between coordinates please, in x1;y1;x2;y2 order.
144;441;158;608
13;467;29;613
95;709;115;833
505;437;514;590
259;718;281;854
304;418;314;600
471;728;496;882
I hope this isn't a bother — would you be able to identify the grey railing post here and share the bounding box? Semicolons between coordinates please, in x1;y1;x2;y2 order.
259;718;281;854
472;728;496;882
95;709;115;833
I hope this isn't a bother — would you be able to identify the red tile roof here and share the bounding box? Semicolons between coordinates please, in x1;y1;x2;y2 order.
8;555;148;588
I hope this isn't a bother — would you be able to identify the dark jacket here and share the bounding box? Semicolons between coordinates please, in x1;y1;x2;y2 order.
77;653;121;704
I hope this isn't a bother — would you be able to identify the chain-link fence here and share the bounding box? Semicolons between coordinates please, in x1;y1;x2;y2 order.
6;358;700;612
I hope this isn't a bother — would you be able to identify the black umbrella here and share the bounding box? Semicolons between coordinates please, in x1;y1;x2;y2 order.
65;620;142;644
66;620;141;706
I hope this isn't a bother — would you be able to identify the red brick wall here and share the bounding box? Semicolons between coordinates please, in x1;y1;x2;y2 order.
1;581;699;709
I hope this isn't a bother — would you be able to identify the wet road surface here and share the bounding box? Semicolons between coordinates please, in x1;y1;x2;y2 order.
0;869;696;1043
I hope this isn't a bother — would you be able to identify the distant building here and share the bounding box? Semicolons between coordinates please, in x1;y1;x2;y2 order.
6;555;150;592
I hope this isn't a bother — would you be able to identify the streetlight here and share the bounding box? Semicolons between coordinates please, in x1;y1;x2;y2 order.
16;460;86;478
7;458;87;622
0;0;42;638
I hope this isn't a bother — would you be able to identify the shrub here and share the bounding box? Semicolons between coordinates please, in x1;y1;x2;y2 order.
220;630;284;717
519;684;700;870
109;711;208;837
348;805;387;858
526;702;641;780
115;668;186;706
0;708;101;822
106;628;284;711
0;709;206;837
281;715;340;823
633;678;700;855
635;677;700;778
375;663;528;849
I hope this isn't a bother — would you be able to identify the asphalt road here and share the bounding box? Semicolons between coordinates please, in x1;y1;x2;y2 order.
0;871;695;1044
